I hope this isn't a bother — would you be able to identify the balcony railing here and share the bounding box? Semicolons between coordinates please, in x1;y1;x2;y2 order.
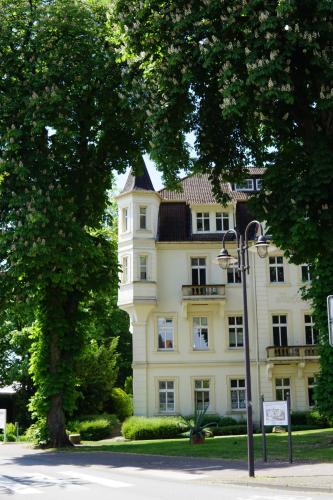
266;345;320;360
182;284;225;299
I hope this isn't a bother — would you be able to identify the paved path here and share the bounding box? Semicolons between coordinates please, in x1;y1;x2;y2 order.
0;443;332;494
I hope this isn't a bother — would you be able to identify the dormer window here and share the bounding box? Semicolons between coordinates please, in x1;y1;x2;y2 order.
139;206;147;229
196;212;210;232
216;212;229;232
234;179;254;191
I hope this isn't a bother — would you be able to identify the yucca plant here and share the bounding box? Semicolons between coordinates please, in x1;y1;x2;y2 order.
189;406;217;444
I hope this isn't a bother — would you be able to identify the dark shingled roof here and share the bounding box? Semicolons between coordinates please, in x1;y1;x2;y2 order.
122;160;155;193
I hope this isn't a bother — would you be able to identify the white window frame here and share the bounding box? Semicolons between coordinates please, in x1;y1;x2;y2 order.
272;314;288;346
139;206;147;230
122;207;129;233
227;263;241;284
191;257;206;285
234;179;254;191
230;378;246;410
157;317;174;351
196;212;210;232
269;256;285;283
275;377;291;401
228;316;244;348
194;379;210;411
139;255;148;281
305;314;317;345
256;179;262;190
121;255;130;284
192;316;209;350
215;212;229;232
158;380;175;413
301;264;312;283
307;376;316;408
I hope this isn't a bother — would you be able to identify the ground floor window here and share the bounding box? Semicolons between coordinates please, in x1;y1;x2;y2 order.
275;377;290;401
158;381;175;413
230;378;246;409
194;379;210;411
308;376;316;407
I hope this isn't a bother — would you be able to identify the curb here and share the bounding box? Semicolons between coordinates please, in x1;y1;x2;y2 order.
204;478;333;494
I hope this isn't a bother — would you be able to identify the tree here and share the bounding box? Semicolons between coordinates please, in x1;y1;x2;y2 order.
114;1;333;415
0;0;144;446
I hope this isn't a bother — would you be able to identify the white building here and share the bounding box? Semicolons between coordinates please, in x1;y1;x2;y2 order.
117;165;319;422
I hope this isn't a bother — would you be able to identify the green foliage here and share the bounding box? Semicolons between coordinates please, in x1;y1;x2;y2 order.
124;376;133;395
219;417;239;427
108;387;133;421
211;425;248;436
114;0;333;419
68;416;116;441
0;0;143;446
25;419;50;445
121;416;188;440
188;406;217;440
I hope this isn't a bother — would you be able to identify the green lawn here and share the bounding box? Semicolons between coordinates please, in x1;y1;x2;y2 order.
73;428;333;462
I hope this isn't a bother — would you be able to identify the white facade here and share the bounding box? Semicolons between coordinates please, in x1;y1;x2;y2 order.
117;172;319;422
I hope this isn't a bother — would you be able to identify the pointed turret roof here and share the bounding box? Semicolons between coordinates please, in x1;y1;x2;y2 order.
121;159;155;193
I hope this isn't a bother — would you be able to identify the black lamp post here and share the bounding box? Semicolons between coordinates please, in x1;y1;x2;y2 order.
217;220;270;478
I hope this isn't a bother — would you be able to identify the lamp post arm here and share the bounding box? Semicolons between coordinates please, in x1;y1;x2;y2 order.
221;228;239;249
244;220;264;247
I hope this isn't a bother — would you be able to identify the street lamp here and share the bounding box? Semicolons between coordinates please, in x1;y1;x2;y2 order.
217;220;270;478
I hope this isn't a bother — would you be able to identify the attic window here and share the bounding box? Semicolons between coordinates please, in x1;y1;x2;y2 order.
196;212;210;232
234;179;254;191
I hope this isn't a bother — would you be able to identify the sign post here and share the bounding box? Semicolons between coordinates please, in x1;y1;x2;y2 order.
0;409;7;443
328;295;333;347
262;399;292;462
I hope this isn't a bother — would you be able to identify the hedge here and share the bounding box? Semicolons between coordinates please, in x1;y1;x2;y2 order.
121;416;189;440
67;414;119;441
210;424;249;436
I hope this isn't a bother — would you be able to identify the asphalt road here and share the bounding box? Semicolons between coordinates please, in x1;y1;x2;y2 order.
0;444;331;500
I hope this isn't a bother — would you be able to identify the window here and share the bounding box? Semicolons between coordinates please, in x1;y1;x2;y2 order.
158;318;174;350
230;379;246;409
272;315;288;346
216;212;229;232
139;206;147;230
235;179;254;191
193;316;209;350
275;378;290;401
194;379;210;411
196;212;210;232
228;316;244;348
121;256;129;284
256;179;262;190
159;381;175;413
122;207;129;232
139;255;148;280
305;315;318;345
308;377;316;407
191;257;206;285
269;256;285;283
227;263;241;284
301;264;312;283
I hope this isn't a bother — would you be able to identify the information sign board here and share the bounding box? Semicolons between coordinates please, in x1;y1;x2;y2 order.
0;409;6;430
328;295;333;347
263;401;288;426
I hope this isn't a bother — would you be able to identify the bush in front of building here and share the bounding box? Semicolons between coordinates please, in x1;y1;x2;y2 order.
291;410;331;429
210;424;248;436
121;416;189;440
67;414;119;441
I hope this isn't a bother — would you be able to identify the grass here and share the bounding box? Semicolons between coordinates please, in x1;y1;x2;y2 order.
72;428;333;462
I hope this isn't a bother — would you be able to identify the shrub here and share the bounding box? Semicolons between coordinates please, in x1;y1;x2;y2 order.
219;417;238;427
25;419;50;445
291;410;330;429
122;416;188;440
68;416;116;441
212;424;248;436
307;410;330;428
110;388;133;421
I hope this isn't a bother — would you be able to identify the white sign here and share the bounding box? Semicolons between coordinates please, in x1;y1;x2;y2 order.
263;401;288;426
0;409;6;429
328;295;333;347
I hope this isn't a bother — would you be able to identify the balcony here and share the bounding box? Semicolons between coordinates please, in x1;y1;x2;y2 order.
182;284;225;300
266;345;320;362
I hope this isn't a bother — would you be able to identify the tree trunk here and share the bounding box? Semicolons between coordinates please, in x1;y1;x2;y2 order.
47;394;70;448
